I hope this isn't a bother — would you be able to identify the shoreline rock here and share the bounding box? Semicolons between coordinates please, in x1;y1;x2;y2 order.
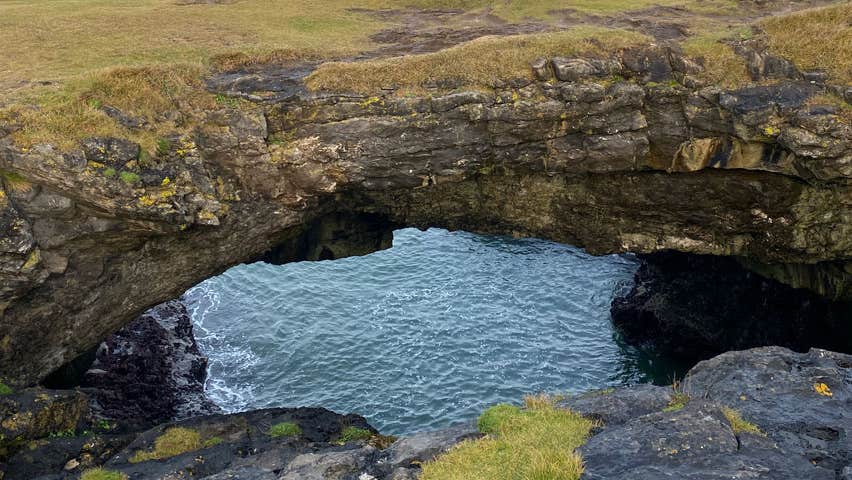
2;346;849;479
81;299;221;431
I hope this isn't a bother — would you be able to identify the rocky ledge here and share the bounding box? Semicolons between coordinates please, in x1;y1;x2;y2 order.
1;346;847;479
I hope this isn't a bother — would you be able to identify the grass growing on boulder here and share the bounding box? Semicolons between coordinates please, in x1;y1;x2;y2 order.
80;468;128;480
338;426;374;443
721;407;764;436
760;3;852;84
421;395;597;480
0;382;12;395
663;381;690;412
268;422;302;438
306;27;650;94
129;427;210;463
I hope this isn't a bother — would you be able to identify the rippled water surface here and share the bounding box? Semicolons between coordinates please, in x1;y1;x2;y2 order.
187;228;677;435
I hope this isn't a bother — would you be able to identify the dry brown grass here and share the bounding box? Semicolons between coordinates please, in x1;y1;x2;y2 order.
681;28;752;89
6;64;212;151
306;27;651;93
761;3;852;84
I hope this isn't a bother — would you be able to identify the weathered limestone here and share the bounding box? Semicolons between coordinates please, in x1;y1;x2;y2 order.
0;45;850;386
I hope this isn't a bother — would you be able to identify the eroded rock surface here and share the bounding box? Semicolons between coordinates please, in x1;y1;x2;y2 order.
1;42;850;386
5;346;848;479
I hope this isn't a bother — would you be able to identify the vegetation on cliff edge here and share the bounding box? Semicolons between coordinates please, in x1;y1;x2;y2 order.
420;394;597;480
129;426;220;463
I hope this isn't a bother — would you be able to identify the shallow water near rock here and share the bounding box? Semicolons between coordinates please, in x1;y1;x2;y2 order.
186;228;684;435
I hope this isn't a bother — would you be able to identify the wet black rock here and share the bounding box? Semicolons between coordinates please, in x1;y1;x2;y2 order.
81;299;220;430
611;251;852;360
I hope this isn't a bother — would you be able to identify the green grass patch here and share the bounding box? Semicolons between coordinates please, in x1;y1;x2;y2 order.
306;27;651;94
268;422;302;438
0;382;13;395
338;426;374;443
203;436;223;448
80;468;128;480
663;380;690;412
477;403;522;435
118;171;140;185
721;407;764;436
129;427;213;463
421;395;597;480
0;169;33;193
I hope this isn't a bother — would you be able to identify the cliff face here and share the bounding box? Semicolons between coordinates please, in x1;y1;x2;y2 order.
1;44;850;386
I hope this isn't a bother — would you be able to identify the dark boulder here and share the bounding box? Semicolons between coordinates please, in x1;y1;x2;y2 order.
81;299;220;431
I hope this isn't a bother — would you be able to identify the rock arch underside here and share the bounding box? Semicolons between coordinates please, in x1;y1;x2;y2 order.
1;36;851;388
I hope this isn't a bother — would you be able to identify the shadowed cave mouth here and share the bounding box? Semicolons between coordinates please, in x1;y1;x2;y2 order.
43;221;852;436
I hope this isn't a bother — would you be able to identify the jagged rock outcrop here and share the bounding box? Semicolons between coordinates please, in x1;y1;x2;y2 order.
80;299;220;430
1;43;850;386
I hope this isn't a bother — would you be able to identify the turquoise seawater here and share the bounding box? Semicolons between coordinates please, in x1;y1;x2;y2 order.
186;228;679;435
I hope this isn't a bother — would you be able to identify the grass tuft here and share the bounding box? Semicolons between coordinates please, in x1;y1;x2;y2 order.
663;381;690;412
477;403;522;435
421;395;596;480
0;382;13;395
119;171;141;185
338;426;374;443
306;28;651;94
80;468;128;480
0;170;33;193
268;422;302;438
721;406;764;436
129;427;207;463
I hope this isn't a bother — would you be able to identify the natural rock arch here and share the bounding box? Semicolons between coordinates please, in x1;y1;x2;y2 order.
1;50;850;386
